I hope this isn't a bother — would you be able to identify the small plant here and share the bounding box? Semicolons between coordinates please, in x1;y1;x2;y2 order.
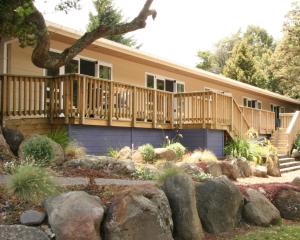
224;137;250;159
163;130;183;147
3;161;18;174
107;147;118;158
167;142;186;159
65;141;86;160
191;172;212;182
132;167;158;180
158;167;184;183
8;164;59;204
23;135;54;166
294;136;300;151
186;149;218;162
138;144;156;163
47;128;69;149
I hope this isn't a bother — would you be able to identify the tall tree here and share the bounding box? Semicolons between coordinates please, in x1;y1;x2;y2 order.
271;2;300;99
0;0;156;71
87;0;140;48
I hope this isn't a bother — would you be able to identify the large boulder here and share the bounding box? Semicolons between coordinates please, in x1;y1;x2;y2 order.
198;161;222;177
291;149;300;159
162;174;204;240
154;148;177;161
131;150;144;163
0;225;49;240
253;165;268;178
104;185;173;240
219;161;239;180
44;191;105;240
231;157;252;178
273;188;300;220
18;134;64;165
195;176;244;234
65;156;135;174
117;146;131;160
242;188;281;226
0;128;16;161
176;162;204;175
20;210;46;226
292;177;300;187
266;155;281;177
2;128;24;156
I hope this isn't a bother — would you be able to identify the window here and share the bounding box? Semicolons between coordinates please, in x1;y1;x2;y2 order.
165;79;175;92
177;82;185;93
243;97;262;109
157;78;165;91
99;64;112;80
146;74;155;88
257;101;262;110
80;59;96;76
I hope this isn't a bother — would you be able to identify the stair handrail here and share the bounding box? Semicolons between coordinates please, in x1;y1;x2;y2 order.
285;111;300;153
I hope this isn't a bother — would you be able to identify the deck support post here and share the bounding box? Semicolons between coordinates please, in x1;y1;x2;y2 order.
109;81;114;126
132;86;137;127
80;76;86;124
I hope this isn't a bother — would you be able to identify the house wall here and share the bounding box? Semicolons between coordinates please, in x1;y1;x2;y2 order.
6;39;300;113
68;125;225;157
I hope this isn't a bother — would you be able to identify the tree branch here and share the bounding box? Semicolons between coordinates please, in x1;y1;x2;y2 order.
31;0;156;70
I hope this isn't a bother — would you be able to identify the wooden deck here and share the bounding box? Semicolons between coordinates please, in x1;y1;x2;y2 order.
0;74;276;138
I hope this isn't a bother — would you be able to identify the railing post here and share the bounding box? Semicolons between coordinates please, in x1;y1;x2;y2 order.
80;76;86;124
231;98;234;131
259;111;262;133
109;81;114;126
49;79;54;124
179;94;183;129
214;93;217;128
0;75;6;127
170;93;174;129
64;76;70;124
153;90;157;128
132;86;137;127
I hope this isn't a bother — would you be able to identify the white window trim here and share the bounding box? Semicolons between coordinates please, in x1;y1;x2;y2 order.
176;81;185;93
145;72;156;89
98;60;113;80
145;72;184;92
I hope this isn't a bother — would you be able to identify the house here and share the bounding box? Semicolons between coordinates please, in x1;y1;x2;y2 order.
1;21;300;157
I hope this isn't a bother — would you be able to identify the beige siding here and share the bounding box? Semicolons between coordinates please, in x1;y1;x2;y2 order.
6;39;300;113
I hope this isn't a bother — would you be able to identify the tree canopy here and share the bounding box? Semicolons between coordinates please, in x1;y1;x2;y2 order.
0;0;156;70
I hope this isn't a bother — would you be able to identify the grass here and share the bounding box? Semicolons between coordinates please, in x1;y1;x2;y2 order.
232;224;300;240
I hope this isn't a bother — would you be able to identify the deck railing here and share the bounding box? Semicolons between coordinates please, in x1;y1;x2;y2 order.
240;106;275;134
280;113;294;129
0;74;277;137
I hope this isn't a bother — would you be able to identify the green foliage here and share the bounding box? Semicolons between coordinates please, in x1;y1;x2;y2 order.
132;167;158;180
107;147;118;158
191;172;212;182
87;0;140;48
7;164;59;204
23;136;54;166
166;143;186;159
3;161;18;175
294;136;300;151
224;137;250;159
47;128;69;149
157;167;184;183
138;144;156;163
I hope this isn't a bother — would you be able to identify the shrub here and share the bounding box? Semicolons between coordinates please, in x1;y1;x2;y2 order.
167;142;186;159
132;167;158;180
3;161;18;174
65;141;86;160
186;149;218;162
8;164;59;204
158;167;184;183
224;137;250;159
23;136;54;166
138;144;156;163
47;128;69;149
294;136;300;151
107;147;118;158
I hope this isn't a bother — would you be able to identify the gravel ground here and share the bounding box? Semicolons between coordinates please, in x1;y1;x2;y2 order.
237;170;300;185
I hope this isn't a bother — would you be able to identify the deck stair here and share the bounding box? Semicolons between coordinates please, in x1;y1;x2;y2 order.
278;154;300;173
270;128;290;155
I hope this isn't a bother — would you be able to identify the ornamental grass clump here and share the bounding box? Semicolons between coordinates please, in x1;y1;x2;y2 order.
47;128;69;149
186;149;218;163
138;144;156;163
65;141;86;160
8;164;59;204
23;135;54;166
167;142;186;159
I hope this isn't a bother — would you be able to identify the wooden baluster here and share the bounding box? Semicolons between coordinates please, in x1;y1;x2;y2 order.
18;77;22;116
6;76;11;117
109;81;114;126
80;76;86;124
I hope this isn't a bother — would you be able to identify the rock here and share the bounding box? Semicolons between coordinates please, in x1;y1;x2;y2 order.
291;149;300;159
20;210;46;226
131;150;144;163
154;148;177;161
292;177;300;187
0;225;50;240
206;161;222;177
65;155;135;174
18;135;64;165
266;155;281;177
195;176;243;233
176;162;204;175
253;165;268;178
117;146;131;160
242;188;281;226
163;174;204;240
273;189;300;220
44;191;104;240
0;128;16;161
232;157;252;178
2;128;24;156
104;185;173;240
219;161;239;180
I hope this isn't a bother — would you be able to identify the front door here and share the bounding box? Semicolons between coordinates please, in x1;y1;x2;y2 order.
272;105;281;128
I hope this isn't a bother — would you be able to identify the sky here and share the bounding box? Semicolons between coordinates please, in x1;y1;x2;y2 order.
35;0;295;67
